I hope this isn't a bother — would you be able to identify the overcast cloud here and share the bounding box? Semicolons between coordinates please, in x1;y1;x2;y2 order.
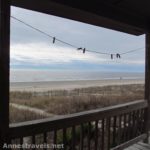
10;6;145;72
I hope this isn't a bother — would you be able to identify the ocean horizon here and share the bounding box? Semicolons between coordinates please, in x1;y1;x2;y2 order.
10;69;145;83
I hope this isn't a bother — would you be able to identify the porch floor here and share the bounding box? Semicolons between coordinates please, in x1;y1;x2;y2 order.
125;142;150;150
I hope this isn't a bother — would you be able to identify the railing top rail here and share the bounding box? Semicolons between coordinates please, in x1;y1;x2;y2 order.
9;100;147;138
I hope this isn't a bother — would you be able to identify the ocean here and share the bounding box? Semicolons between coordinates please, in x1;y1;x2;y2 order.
10;70;145;83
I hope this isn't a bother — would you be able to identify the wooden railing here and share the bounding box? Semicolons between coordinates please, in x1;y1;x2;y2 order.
9;100;148;150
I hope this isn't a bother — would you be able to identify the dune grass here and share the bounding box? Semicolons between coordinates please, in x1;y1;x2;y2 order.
9;105;46;123
10;84;144;118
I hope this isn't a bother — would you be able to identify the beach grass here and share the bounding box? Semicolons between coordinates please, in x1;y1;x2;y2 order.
10;84;144;123
10;105;46;123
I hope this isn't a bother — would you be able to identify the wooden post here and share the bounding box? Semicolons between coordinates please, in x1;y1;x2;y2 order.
145;33;150;143
0;0;10;148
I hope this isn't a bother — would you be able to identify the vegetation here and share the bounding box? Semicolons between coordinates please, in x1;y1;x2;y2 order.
10;105;45;123
10;84;144;123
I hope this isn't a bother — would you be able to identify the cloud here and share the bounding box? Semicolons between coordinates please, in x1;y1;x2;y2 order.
10;43;106;64
10;6;145;71
10;43;145;67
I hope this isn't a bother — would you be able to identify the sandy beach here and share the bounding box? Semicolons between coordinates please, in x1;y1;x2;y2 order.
10;79;144;92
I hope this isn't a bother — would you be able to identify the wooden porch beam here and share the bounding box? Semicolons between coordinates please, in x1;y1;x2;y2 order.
145;33;150;143
0;0;10;147
11;0;147;35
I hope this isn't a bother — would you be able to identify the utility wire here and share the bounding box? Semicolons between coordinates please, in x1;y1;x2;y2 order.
11;15;145;57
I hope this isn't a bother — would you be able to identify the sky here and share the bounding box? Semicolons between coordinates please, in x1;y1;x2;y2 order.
10;6;145;72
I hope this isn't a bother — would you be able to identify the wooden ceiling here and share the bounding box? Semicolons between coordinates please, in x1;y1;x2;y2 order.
11;0;150;35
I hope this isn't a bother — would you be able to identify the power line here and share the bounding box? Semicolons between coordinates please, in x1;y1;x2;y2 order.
11;15;145;58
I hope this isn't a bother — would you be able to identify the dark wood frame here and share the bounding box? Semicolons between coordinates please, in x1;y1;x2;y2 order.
145;33;150;142
0;0;150;149
0;0;10;147
10;0;149;35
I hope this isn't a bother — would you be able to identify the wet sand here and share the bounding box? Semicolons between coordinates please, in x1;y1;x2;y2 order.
10;79;144;92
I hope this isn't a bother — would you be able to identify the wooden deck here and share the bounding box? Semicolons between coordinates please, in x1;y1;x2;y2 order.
125;142;150;150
